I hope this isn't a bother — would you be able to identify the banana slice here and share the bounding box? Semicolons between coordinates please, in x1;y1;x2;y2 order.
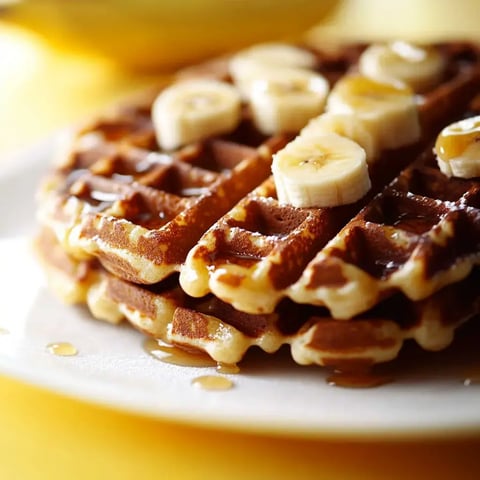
271;132;370;208
247;67;330;135
434;115;480;178
300;112;380;163
359;41;446;93
229;42;317;97
327;74;420;151
152;79;242;150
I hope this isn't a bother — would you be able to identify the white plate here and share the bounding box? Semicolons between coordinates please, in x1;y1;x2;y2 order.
1;138;480;440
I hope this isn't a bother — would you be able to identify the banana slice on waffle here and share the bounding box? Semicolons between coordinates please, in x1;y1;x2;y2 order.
229;42;318;97
359;41;446;92
152;79;242;150
271;132;370;208
435;115;480;178
228;42;329;134
300;113;380;162
247;67;330;135
327;74;421;150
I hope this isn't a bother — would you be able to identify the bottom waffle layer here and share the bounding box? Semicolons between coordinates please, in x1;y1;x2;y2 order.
35;227;480;369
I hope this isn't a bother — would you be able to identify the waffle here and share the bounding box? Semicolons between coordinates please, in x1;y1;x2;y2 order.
181;143;480;320
35;40;480;371
39;121;290;284
179;43;480;315
38;42;365;285
289;144;480;318
39;42;480;288
35;226;480;368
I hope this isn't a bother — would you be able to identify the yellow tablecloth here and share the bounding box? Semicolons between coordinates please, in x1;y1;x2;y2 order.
0;24;161;154
2;18;480;480
2;373;480;480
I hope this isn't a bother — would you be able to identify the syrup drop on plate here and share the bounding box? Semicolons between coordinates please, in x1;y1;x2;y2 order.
216;363;240;374
46;342;78;357
143;338;216;368
327;370;393;389
462;366;480;386
191;375;234;391
463;378;480;386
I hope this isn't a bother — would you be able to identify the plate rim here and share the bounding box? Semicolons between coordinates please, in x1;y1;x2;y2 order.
1;355;480;441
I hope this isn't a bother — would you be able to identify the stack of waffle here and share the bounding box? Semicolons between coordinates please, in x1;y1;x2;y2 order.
36;40;480;370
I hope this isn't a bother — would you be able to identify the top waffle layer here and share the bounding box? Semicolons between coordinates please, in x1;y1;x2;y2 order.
38;41;480;320
38;42;367;284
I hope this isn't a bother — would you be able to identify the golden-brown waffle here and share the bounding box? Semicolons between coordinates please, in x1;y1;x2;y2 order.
180;147;480;319
289;146;480;318
35;226;480;368
180;43;480;316
38;43;369;286
35;41;480;371
40;134;289;283
40;43;480;288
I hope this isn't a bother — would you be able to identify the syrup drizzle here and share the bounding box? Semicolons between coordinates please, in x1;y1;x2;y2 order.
216;363;240;374
435;116;480;160
143;338;216;368
46;342;78;357
191;375;234;391
140;322;480;390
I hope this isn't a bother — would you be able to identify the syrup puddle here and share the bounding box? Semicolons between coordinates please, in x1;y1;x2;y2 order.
191;375;234;391
46;342;78;357
327;370;393;389
143;338;216;368
143;338;239;390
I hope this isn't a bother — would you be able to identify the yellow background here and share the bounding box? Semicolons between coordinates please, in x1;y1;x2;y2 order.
2;1;480;478
2;374;480;480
